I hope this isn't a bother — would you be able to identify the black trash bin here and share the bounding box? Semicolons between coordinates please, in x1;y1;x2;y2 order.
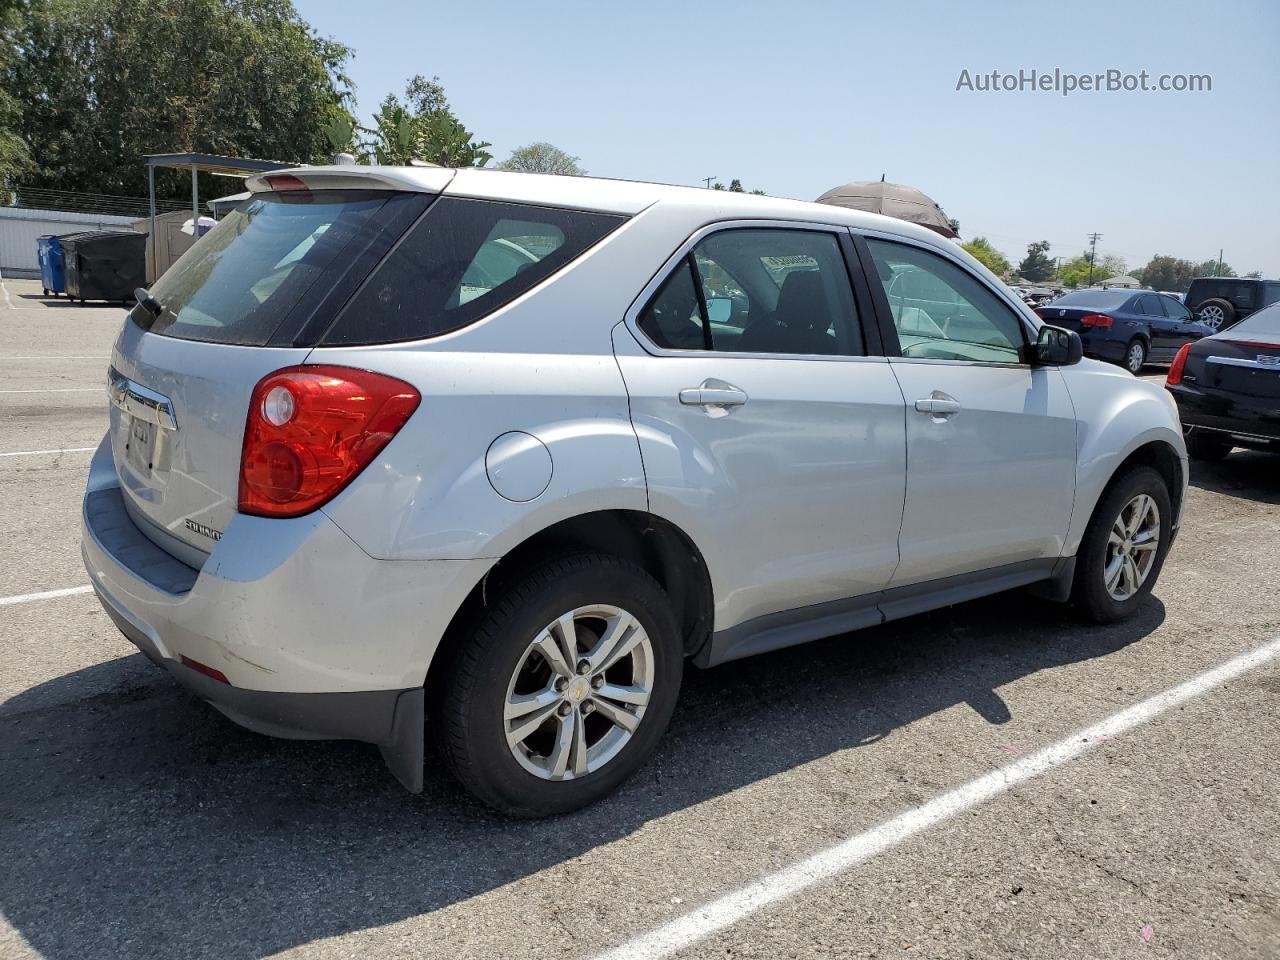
62;231;148;304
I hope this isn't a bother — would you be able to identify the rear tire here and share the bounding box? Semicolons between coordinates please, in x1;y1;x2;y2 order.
1072;466;1172;624
1124;338;1147;374
1186;433;1232;461
439;552;682;817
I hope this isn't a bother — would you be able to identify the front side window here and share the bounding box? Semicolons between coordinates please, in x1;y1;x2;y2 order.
637;228;864;356
1158;295;1191;320
322;198;624;345
865;238;1025;363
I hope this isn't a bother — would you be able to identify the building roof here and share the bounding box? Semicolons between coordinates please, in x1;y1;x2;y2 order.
144;153;294;177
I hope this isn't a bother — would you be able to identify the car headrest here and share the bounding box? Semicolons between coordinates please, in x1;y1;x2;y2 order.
775;271;828;331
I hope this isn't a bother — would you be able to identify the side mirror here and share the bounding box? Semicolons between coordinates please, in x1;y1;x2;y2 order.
1034;324;1083;366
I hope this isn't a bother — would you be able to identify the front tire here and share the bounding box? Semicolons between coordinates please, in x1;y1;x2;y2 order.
1073;466;1172;623
1124;338;1147;374
439;553;682;817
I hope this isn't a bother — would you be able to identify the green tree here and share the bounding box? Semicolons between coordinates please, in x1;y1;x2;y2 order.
710;178;765;194
1136;255;1199;292
356;75;490;168
1244;270;1263;279
7;0;354;201
1017;240;1054;282
960;237;1012;277
0;1;33;202
1095;254;1128;281
1196;259;1236;278
1057;253;1096;288
498;142;585;175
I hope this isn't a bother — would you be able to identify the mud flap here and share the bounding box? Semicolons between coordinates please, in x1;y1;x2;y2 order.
379;687;425;793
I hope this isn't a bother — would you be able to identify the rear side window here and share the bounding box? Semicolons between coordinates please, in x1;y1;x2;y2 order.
321;198;625;345
133;190;422;346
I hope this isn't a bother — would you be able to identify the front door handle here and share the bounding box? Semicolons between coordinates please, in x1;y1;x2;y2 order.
680;386;748;407
915;392;961;418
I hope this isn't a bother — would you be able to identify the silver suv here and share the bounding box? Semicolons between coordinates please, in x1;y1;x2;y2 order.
83;166;1187;815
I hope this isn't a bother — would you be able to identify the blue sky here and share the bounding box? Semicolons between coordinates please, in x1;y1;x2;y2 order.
295;0;1279;276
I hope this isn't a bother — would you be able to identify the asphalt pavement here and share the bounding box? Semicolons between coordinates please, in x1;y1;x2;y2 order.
1;276;1276;960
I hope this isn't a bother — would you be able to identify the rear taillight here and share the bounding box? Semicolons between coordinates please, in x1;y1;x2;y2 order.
238;365;420;518
1167;343;1192;385
1080;313;1114;328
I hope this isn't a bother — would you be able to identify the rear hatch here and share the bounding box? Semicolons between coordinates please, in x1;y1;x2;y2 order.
109;180;435;562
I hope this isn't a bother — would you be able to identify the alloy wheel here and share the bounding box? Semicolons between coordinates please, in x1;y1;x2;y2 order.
503;604;654;781
1198;304;1225;330
1127;343;1146;373
1103;493;1160;601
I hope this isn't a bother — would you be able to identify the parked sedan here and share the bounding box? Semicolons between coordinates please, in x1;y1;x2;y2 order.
1036;288;1214;374
1165;303;1280;460
84;166;1187;815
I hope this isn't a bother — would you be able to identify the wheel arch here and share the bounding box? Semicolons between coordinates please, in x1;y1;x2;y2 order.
1066;432;1186;558
425;509;715;706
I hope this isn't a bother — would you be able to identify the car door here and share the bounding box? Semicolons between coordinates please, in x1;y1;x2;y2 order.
1157;293;1208;351
613;223;907;634
857;234;1077;588
1136;294;1180;361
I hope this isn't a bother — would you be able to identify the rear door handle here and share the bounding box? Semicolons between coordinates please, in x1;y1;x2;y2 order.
914;393;961;417
680;386;748;407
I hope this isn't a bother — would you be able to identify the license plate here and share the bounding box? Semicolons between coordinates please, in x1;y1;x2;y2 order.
126;416;156;474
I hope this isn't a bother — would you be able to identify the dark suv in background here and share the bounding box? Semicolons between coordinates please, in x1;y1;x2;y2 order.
1185;277;1280;332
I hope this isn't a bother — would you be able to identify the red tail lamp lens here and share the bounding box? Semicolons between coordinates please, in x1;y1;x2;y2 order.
1080;313;1114;328
238;365;420;518
1166;344;1192;385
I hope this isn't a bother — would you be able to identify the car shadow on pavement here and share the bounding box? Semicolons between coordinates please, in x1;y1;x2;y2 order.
0;591;1163;960
1188;450;1280;505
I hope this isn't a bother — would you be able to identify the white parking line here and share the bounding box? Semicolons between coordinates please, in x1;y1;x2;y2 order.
0;356;108;361
594;635;1280;960
0;446;96;458
0;387;99;394
0;585;93;606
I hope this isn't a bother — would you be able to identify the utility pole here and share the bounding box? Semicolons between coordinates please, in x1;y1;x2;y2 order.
701;175;717;189
1215;248;1224;277
1086;232;1103;286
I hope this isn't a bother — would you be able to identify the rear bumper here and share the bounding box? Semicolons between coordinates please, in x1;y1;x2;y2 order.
80;436;491;790
1166;384;1280;445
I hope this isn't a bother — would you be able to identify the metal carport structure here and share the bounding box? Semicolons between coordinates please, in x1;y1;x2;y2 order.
143;153;294;279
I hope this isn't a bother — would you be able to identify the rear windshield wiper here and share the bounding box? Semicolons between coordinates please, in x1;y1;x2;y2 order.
134;288;165;319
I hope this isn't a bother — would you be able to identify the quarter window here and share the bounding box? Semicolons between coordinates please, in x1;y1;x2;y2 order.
638;228;865;356
322;198;625;345
865;239;1025;363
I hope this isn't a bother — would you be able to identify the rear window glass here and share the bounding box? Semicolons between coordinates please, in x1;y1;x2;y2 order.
1225;303;1280;336
132;190;419;346
320;198;625;345
1052;289;1133;310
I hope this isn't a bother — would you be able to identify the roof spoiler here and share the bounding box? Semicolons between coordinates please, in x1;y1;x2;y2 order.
244;165;455;195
